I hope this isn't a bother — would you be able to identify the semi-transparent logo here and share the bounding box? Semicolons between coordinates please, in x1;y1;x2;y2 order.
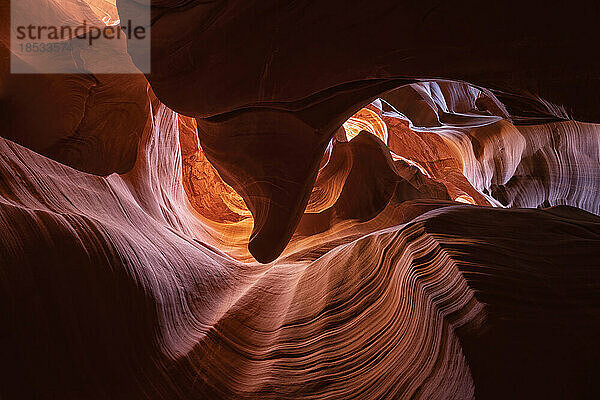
11;0;150;74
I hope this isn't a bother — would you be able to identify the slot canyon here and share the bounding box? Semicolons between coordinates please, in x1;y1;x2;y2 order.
1;1;600;399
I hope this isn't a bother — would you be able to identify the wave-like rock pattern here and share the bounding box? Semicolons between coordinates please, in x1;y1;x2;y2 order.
1;96;600;398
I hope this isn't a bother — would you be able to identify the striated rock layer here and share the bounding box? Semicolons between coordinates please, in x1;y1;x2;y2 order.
1;94;599;398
